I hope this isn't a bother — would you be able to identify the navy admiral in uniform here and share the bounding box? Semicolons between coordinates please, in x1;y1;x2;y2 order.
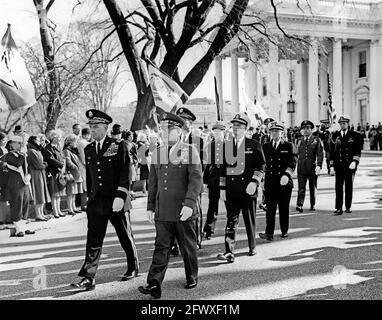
259;121;296;241
329;115;362;215
138;112;202;299
295;120;324;212
217;113;265;263
71;109;138;291
176;107;204;249
202;121;226;239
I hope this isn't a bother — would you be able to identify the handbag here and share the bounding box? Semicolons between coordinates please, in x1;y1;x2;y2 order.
56;161;75;190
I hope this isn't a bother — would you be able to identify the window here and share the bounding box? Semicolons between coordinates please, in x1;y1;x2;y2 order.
289;70;295;92
359;51;366;78
278;73;281;94
262;77;267;97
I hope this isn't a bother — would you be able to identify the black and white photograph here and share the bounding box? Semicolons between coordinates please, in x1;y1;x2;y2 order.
1;0;382;311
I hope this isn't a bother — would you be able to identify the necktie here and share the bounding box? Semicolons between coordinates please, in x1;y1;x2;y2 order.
305;137;308;144
273;141;276;149
97;142;101;154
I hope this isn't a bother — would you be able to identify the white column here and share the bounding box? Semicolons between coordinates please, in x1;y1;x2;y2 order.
320;55;329;121
268;42;279;119
308;38;319;123
369;39;379;123
215;56;223;112
333;38;343;115
231;52;239;114
342;44;352;119
296;61;308;124
247;45;258;102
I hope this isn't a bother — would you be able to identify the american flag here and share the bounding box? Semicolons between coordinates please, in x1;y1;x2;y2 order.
327;71;337;128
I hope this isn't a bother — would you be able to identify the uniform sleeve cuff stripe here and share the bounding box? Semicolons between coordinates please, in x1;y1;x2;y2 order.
117;187;129;194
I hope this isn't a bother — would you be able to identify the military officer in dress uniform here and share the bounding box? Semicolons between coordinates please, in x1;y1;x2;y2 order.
260;117;275;146
259;121;296;241
329;115;362;215
295;120;324;213
217;113;265;263
175;107;204;250
71;109;139;291
202;121;226;239
138;112;202;299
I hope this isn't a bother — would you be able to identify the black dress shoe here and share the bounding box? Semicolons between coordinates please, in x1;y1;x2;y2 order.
345;208;352;213
25;230;35;235
259;233;273;241
70;277;95;291
248;249;257;256
121;270;139;281
170;245;179;257
203;232;211;240
310;206;315;211
184;280;197;289
296;206;303;213
280;233;289;238
333;209;343;216
10;228;24;237
217;252;235;263
138;283;161;299
68;212;76;216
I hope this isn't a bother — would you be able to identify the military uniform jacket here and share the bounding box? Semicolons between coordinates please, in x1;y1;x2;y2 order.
295;135;324;175
329;130;362;171
260;133;272;146
203;139;225;188
220;137;265;198
263;139;296;189
186;132;205;168
147;140;203;222
85;136;130;208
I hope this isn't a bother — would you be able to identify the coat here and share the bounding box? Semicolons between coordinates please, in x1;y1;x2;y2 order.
147;140;203;222
43;143;65;177
329;130;362;172
77;137;89;191
263;139;296;192
27;144;51;205
203;139;225;188
85;136;130;213
63;147;82;183
295;135;324;176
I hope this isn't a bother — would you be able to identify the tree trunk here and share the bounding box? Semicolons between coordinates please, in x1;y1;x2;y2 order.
33;0;60;130
130;89;154;131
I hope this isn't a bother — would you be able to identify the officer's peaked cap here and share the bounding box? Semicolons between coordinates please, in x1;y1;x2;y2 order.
160;112;185;128
264;117;275;125
86;109;113;125
212;121;226;131
231;112;250;127
176;107;196;121
300;120;314;129
269;121;285;131
338;115;350;123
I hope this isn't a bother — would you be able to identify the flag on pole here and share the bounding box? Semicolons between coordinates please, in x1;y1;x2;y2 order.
214;76;223;120
146;59;189;114
241;88;269;127
327;70;337;129
0;24;36;111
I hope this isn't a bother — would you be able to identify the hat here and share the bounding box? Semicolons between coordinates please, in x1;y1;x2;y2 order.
212;121;226;131
300;120;314;129
160;112;185;128
111;124;121;135
269;121;285;131
231;113;250;127
8;135;23;143
176;107;196;122
13;125;22;134
263;117;275;125
338;115;350;123
85;109;113;125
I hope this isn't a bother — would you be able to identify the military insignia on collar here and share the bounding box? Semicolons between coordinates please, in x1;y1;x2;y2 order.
88;111;93;117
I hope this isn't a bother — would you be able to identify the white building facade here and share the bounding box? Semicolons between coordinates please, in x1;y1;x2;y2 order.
215;0;382;127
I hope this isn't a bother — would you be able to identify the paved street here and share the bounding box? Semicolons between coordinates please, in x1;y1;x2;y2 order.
1;153;382;300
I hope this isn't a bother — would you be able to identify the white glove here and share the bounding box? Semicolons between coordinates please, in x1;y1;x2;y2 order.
220;190;226;202
349;161;356;170
280;175;289;186
315;166;321;175
203;184;208;193
246;182;258;196
146;210;155;223
329;167;335;175
112;197;124;212
179;206;193;221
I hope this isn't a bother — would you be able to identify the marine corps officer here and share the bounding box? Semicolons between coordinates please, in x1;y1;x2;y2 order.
329;115;362;215
218;113;265;263
71;109;139;291
295;120;324;213
259;121;296;241
138;112;202;299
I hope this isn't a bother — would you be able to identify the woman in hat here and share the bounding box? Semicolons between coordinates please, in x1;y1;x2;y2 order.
63;134;83;215
27;136;51;221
